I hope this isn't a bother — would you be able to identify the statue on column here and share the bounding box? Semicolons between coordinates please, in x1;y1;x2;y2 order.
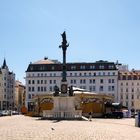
59;31;69;94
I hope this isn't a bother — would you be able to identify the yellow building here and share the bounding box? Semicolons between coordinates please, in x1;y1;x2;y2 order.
15;81;26;112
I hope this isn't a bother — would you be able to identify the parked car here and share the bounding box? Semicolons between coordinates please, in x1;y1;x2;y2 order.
1;110;10;116
103;111;123;119
12;111;19;115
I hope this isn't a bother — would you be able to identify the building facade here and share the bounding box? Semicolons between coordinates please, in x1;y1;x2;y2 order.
15;80;25;112
118;70;140;111
0;59;15;110
25;58;118;110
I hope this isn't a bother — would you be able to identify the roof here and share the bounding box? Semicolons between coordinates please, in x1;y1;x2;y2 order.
26;59;117;72
33;58;60;64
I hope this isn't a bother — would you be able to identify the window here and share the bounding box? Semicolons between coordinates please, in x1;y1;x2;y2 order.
32;87;34;92
132;94;134;99
89;79;92;84
38;87;40;92
100;79;103;84
99;65;104;69
132;101;134;106
89;86;92;91
44;80;47;84
50;80;52;84
71;65;76;70
121;88;123;93
4;94;6;99
112;79;115;83
28;94;31;99
108;79;111;83
41;80;43;84
93;86;96;91
126;101;128;107
79;73;82;76
109;65;114;69
83;79;86;84
50;86;52;91
99;86;103;91
80;65;85;70
32;80;35;84
90;65;95;69
54;80;56;84
52;66;55;70
112;72;115;75
121;83;123;86
126;88;128;92
37;80;40;84
28;87;31;92
44;87;47;92
80;79;86;84
126;94;128;99
126;83;128;86
112;86;115;91
132;88;134;92
108;86;111;91
70;73;72;76
41;87;43;92
28;80;31;84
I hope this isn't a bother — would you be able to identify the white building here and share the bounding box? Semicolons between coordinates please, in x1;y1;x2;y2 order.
25;58;118;111
118;70;140;111
0;59;15;110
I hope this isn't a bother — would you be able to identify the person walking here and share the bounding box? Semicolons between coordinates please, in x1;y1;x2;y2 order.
89;112;92;121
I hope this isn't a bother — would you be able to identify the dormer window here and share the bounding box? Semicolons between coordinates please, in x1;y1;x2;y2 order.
99;65;104;69
90;65;95;69
109;65;114;69
80;65;85;70
71;65;76;70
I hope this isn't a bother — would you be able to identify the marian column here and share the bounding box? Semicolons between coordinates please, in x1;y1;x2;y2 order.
59;31;69;94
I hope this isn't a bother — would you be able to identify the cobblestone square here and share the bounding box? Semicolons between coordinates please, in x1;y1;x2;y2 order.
0;115;139;140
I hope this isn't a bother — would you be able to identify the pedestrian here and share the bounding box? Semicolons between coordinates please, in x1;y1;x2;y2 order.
89;112;92;121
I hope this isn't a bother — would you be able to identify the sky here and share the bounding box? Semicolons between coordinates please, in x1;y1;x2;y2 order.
0;0;140;84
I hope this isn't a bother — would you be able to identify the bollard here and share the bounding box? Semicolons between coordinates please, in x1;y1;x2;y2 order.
138;112;140;127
